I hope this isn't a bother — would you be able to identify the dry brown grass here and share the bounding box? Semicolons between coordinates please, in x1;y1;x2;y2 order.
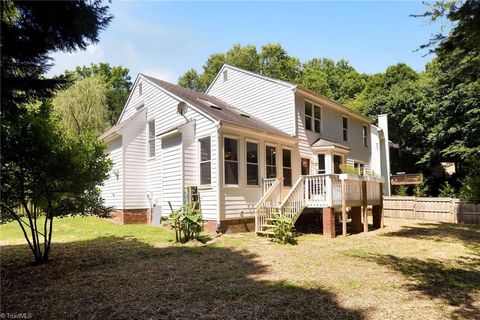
1;217;479;320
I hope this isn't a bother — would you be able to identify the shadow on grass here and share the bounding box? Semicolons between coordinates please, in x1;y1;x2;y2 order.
1;236;365;320
349;222;480;319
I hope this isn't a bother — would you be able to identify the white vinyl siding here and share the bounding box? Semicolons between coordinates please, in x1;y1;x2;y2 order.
207;66;295;135
123;109;148;209
148;120;155;158
100;136;123;209
161;133;183;212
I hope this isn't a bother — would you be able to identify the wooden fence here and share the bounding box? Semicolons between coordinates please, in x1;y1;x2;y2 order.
383;196;480;225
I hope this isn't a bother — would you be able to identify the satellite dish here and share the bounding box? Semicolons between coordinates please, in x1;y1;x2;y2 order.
177;101;188;115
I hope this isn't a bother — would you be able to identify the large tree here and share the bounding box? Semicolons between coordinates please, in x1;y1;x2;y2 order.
66;63;132;124
1;0;113;264
53;76;110;137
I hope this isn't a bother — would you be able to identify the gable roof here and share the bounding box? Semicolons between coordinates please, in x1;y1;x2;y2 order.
99;108;145;141
140;74;291;137
311;138;350;151
207;64;371;123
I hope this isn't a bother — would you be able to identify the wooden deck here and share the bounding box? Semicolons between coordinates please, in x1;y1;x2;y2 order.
255;174;384;236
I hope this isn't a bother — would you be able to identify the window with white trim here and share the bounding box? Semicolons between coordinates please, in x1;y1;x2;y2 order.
334;155;343;174
305;102;321;133
224;138;238;185
318;154;326;174
363;125;368;147
199;137;211;185
246;142;259;186
282;149;292;187
266;146;277;178
342;116;348;141
148;120;155;157
354;162;365;175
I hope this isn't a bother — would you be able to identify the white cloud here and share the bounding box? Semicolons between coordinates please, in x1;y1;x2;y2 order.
141;68;177;83
47;44;105;76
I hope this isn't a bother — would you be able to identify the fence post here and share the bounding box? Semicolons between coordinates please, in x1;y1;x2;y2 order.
341;178;347;237
362;180;368;233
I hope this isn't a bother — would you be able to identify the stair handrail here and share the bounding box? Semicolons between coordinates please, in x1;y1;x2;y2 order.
279;176;305;210
255;178;282;210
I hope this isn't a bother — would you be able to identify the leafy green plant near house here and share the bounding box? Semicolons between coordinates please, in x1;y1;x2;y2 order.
438;182;456;198
272;213;296;245
415;180;429;197
396;185;408;196
339;163;359;175
169;202;204;243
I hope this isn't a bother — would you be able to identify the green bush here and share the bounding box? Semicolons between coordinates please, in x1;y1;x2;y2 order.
169;202;204;243
339;163;360;175
272;213;296;245
396;185;408;196
415;181;429;197
438;182;456;198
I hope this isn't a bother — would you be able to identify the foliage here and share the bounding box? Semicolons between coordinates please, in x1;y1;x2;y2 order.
53;76;110;136
339;163;360;175
459;157;480;203
395;186;408;197
272;213;296;245
1;0;112;118
0;1;113;265
66;63;132;124
438;182;456;198
169;203;204;243
415;181;429;197
0;103;111;264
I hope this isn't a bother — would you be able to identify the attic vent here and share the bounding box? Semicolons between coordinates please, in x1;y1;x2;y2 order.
223;70;228;82
210;105;222;110
240;114;250;118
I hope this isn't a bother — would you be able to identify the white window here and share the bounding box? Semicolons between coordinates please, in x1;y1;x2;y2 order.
246;142;259;186
342;116;348;141
148;120;155;158
282;149;292;187
199;137;211;185
317;154;326;174
266;146;277;178
354;162;365;175
334;154;343;174
224;138;238;185
314;104;321;133
305;102;321;133
305;102;313;131
138;83;143;96
363;125;368;147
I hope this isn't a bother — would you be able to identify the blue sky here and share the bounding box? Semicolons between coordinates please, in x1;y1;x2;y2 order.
48;1;445;82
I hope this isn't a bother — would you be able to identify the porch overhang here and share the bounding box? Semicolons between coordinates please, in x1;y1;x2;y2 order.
311;138;350;154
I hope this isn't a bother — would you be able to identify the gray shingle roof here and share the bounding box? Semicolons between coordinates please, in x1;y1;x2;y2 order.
311;138;350;150
141;74;291;137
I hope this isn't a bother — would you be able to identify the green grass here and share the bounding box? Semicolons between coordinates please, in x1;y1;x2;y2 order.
1;217;479;320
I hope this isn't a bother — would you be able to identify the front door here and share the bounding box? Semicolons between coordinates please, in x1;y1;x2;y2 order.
301;158;310;175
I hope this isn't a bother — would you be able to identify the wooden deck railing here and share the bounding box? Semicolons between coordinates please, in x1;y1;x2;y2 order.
255;178;282;233
279;176;306;223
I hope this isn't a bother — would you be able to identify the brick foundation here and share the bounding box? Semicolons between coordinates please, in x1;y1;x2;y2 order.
109;209;150;225
322;207;336;238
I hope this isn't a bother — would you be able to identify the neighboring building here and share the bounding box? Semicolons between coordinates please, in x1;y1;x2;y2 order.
99;64;390;233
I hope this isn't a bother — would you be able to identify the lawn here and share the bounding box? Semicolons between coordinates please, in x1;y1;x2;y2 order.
1;217;479;320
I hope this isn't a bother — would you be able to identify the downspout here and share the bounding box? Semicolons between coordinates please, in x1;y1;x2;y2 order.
215;121;222;232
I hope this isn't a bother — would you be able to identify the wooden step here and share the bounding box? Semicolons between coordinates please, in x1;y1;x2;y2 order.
256;230;275;235
261;224;275;228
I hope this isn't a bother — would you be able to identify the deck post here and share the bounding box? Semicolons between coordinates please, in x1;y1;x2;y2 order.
341;178;347;237
322;207;336;238
350;206;362;233
362;180;368;233
372;182;384;228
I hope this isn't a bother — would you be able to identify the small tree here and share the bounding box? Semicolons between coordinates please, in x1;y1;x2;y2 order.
396;185;408;196
0;103;111;264
169;202;204;243
438;182;456;198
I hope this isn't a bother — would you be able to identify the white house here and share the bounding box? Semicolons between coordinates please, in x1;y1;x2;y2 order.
99;64;390;235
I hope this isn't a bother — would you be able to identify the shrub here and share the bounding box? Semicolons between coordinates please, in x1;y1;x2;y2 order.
415;181;429;197
272;213;296;245
459;157;480;204
169;202;204;243
438;182;456;197
339;163;359;175
396;185;408;196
